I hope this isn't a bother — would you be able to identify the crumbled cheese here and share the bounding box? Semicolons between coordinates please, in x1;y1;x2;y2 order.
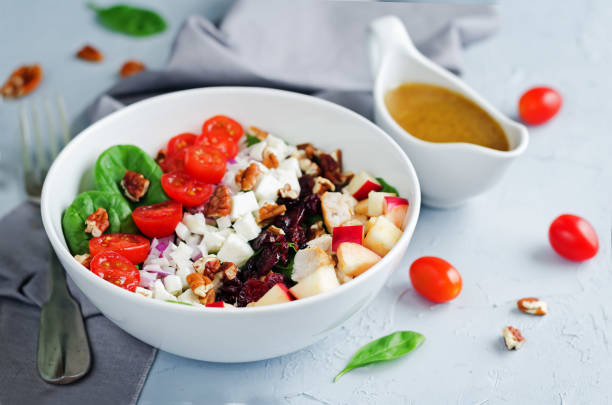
152;279;175;301
163;275;183;296
203;231;226;253
217;233;254;266
230;191;259;220
216;215;232;229
182;213;208;235
233;213;261;241
278;157;301;178
177;289;202;305
254;173;283;202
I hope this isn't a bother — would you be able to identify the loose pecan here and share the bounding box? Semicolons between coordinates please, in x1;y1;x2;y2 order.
502;326;525;350
194;256;221;278
120;60;146;77
236;163;261;191
84;207;109;237
517;297;547;316
278;184;299;199
220;262;238;281
313;176;335;194
205;186;232;218
186;273;213;297
262;147;279;169
257;203;286;225
74;253;92;269
76;45;103;62
247;126;269;141
1;64;42;99
121;170;150;202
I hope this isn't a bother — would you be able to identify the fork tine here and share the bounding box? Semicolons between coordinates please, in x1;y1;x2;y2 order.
57;94;70;147
30;100;48;176
19;102;32;176
44;97;59;159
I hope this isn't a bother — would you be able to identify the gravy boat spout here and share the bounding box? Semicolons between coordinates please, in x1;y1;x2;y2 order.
367;16;529;208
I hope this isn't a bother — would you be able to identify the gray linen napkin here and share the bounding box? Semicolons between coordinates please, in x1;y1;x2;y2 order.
0;2;497;404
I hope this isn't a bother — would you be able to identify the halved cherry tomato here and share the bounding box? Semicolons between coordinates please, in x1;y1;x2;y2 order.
196;132;239;159
549;214;598;261
161;171;215;207
184;145;227;184
89;233;150;264
167;133;197;156
158;148;186;173
409;256;462;303
518;87;562;125
132;200;183;238
90;251;140;292
202;115;244;143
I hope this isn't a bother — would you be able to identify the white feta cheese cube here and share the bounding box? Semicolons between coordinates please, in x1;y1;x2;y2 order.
163;275;183;296
182;213;208;235
254;173;283;202
204;231;226;253
217;233;255;266
175;222;191;241
135;287;152;298
279;157;301;178
177;289;202;306
219;228;234;238
273;169;300;194
216;215;232;229
233;213;261;241
153;279;176;301
185;234;201;247
175;260;195;289
231;191;259;220
170;242;194;263
266;134;288;158
249;141;268;161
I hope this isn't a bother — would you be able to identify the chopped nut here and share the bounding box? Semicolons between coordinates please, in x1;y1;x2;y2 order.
200;289;216;306
76;45;103;62
220;262;238;281
257;203;286;225
308;220;327;240
278;184;299;199
297;143;317;159
267;225;285;235
205;185;232;218
74;253;92;269
313;176;335;194
262;147;279;169
299;158;320;176
236;163;261;191
517;297;547;316
120;60;146;77
1;64;42;99
186;273;213;297
194;256;221;278
502;326;525;350
247;126;268;141
84;207;109;237
121;170;150;202
332;149;343;171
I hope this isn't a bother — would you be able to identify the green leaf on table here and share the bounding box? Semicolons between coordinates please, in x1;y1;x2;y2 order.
88;3;167;37
246;134;262;147
333;330;425;382
375;177;399;195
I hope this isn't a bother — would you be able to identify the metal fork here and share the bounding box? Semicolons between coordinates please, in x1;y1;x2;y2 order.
20;96;92;384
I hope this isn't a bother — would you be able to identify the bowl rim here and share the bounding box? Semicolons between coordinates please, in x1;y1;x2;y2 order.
41;86;421;316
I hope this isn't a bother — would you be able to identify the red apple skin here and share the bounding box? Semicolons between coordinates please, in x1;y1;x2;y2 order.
384;196;409;229
353;180;382;200
276;283;292;297
383;196;409;212
332;225;364;251
206;301;225;308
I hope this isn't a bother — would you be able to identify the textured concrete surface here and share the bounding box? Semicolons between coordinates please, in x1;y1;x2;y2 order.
2;1;611;404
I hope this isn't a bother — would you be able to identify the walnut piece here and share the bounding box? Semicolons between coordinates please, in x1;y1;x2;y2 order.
517;297;547;316
187;273;213;297
279;184;299;199
262;147;279;169
502;326;525;350
308;220;327;240
84;207;109;237
74;253;92;269
257;203;287;225
205;186;232;218
313;176;335;195
121;170;150;202
236;163;261;191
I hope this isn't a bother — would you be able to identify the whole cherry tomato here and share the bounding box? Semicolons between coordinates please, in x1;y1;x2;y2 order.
409;256;462;303
549;214;598;261
196;132;239;159
132;200;183;238
167;133;197;156
161;171;215;207
202;115;244;143
518;87;562;125
184;145;227;184
90;251;140;292
89;233;150;264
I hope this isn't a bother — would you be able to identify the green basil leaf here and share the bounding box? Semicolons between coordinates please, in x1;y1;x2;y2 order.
62;190;137;255
88;3;167;37
334;330;425;382
165;300;193;306
246;134;262;147
375;177;399;195
95;145;168;209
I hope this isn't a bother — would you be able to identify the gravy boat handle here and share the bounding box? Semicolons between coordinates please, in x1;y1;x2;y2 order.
367;15;421;77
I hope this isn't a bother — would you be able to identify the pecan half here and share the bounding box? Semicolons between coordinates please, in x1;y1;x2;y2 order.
74;253;92;269
84;207;109;237
262;147;279;169
517;297;547;316
313;176;335;194
257;203;286;225
278;184;299;199
187;273;213;297
502;326;525;350
1;64;42;99
247;126;269;141
220;262;238;281
120;60;146;77
194;256;221;278
121;170;150;202
76;45;103;62
205;185;232;218
236;163;261;191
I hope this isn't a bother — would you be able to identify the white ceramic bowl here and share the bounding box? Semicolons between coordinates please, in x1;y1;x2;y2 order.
41;87;421;362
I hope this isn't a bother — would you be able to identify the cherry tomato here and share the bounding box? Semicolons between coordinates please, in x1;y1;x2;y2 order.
549;214;598;261
132;200;183;238
409;256;462;303
89;233;150;264
196;132;239;159
518;87;562;125
202;115;244;143
161;171;215;207
167;133;197;156
90;251;140;292
184;145;227;184
158;148;186;173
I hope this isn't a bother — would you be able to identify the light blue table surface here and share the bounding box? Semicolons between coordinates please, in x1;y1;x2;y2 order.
2;1;611;404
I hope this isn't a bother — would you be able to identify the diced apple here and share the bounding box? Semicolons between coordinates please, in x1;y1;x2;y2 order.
289;265;340;299
355;199;369;215
253;283;293;306
344;171;382;200
367;191;396;217
337;242;381;277
364;217;377;235
363;215;403;256
383;196;409;230
332;225;363;251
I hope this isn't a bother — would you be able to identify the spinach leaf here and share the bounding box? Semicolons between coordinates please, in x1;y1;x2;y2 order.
246;134;262;147
88;3;167;37
305;214;323;227
62;190;137;255
274;254;295;280
334;331;424;382
95;145;168;209
375;177;399;195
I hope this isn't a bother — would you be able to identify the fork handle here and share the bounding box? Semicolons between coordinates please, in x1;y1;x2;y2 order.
48;247;70;300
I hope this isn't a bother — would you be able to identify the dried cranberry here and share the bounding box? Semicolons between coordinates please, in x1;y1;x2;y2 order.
218;278;242;305
239;256;259;282
285;225;306;249
237;279;270;307
251;228;286;251
299;175;315;197
264;272;286;288
302;193;321;216
256;241;289;276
